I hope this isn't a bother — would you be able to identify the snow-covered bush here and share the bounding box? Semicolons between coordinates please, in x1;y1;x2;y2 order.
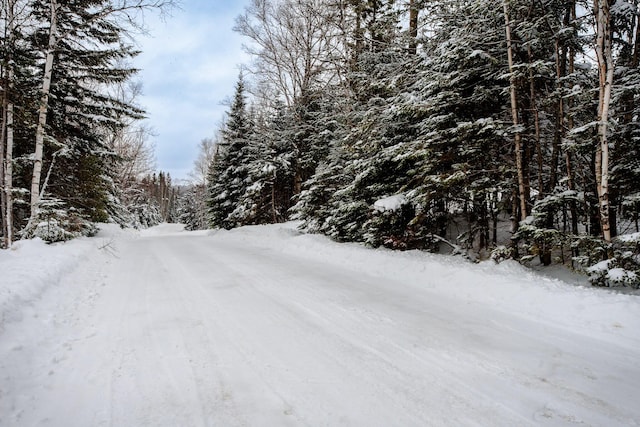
324;200;370;242
576;233;640;288
571;234;606;265
127;202;162;229
514;193;578;265
364;195;416;249
31;199;97;243
491;245;514;263
515;220;564;265
587;260;637;287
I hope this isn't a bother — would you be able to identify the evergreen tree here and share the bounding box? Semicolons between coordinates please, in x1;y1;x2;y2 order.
207;73;254;229
177;184;208;231
231;102;294;225
294;3;409;243
610;0;640;234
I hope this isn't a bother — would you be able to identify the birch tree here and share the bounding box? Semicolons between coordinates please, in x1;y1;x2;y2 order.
0;0;26;247
594;0;614;242
2;72;13;248
190;136;219;186
0;0;16;248
29;0;56;223
503;0;528;222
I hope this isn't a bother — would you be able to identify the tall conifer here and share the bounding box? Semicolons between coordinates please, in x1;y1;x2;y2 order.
207;73;253;229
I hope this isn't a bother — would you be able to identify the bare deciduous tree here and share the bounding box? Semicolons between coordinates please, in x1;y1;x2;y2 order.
190;135;219;186
235;0;341;107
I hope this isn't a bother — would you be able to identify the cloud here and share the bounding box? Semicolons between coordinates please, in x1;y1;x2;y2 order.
133;1;251;180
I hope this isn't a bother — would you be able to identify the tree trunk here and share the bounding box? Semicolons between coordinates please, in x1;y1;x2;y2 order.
1;70;6;247
550;39;567;193
594;0;613;242
271;170;277;223
527;45;543;198
4;99;14;248
503;1;528;222
633;10;640;68
492;198;498;245
566;0;578;235
408;0;419;55
30;0;58;222
1;0;16;248
354;1;363;62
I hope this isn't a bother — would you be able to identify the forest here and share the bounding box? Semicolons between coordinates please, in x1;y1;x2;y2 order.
2;0;640;288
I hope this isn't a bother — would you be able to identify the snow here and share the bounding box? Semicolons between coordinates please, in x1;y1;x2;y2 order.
373;194;407;212
618;231;640;243
611;0;637;17
1;222;640;426
262;164;276;174
607;267;637;282
588;259;612;273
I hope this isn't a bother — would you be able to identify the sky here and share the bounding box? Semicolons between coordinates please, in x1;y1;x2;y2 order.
134;0;251;182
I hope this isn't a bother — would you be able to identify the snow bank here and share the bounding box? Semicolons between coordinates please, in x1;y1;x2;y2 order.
0;224;134;327
214;223;640;349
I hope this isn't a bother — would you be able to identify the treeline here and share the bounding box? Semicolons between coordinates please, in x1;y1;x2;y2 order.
0;0;174;245
189;0;636;288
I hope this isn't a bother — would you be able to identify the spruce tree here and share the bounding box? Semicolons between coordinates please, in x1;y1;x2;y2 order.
231;102;293;225
207;73;253;229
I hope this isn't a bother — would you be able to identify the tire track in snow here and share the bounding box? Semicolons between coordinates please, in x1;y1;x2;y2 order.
102;237;248;426
199;240;533;426
193;237;639;426
167;236;530;426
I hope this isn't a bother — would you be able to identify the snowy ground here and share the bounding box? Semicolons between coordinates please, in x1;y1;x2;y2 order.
1;223;639;427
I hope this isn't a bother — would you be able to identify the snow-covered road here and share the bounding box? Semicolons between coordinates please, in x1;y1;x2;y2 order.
1;224;639;426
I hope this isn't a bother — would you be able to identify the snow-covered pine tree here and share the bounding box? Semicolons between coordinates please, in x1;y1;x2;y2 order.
609;0;640;235
296;1;414;244
291;134;351;233
176;183;207;231
230;101;294;225
374;0;510;252
207;73;254;229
